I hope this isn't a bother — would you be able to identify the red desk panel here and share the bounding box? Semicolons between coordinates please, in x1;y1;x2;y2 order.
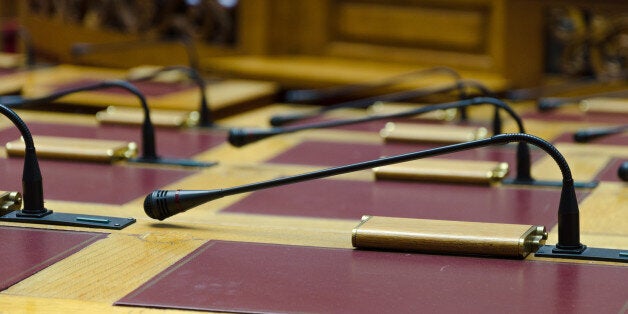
595;158;627;182
116;240;628;314
52;79;196;97
0;226;106;291
0;158;194;204
222;179;584;226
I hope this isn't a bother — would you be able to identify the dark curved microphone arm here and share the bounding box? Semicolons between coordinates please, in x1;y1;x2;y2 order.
144;133;589;255
573;124;628;143
0;104;136;229
0;104;45;216
538;89;628;111
131;65;213;127
574;124;628;182
231;97;600;188
270;79;493;127
7;80;215;167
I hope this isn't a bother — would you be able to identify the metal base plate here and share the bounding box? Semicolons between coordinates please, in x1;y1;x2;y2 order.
0;210;136;230
129;156;217;168
502;178;598;189
535;245;628;263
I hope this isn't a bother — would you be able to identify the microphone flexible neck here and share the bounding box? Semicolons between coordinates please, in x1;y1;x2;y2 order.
272;79;492;127
146;133;582;251
0;104;44;214
131;65;212;126
10;80;157;159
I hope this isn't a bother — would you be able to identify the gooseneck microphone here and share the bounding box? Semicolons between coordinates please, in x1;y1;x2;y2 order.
145;133;597;258
0;104;46;216
573;124;628;143
284;66;462;104
236;96;506;148
130;65;213;127
0;104;135;229
7;80;215;167
619;161;628;181
538;89;628;111
270;79;493;127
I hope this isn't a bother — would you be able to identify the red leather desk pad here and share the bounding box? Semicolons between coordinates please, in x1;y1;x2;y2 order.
0;226;106;291
115;240;628;314
595;158;627;182
52;79;196;98
221;178;581;226
0;122;225;159
0;157;193;204
267;140;542;171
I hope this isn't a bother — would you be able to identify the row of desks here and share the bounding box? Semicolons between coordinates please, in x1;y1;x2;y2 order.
0;65;626;313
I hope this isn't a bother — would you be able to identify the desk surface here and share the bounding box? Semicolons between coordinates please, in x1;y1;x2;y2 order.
0;90;626;313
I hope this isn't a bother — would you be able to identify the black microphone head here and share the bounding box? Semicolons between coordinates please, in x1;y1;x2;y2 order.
619;161;628;181
573;130;590;143
144;190;172;221
284;90;320;103
228;127;277;148
269;113;309;127
144;189;222;220
538;98;565;111
70;43;91;56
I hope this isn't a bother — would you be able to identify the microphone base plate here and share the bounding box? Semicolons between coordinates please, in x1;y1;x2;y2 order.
129;157;217;168
535;245;628;263
0;211;136;230
502;178;598;189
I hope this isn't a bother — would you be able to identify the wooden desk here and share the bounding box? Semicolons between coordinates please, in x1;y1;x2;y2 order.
0;97;626;313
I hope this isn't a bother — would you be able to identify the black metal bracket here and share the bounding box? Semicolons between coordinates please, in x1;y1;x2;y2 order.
129;156;217;168
502;178;598;189
535;245;628;263
0;210;136;230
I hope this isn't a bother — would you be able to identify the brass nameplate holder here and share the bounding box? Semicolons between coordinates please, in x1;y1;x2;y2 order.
580;97;628;114
96;106;199;128
368;101;457;121
352;216;547;259
6;136;137;163
373;159;509;184
380;122;489;144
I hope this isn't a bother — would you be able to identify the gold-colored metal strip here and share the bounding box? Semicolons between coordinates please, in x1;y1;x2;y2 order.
380;122;488;144
368;101;458;121
6;136;137;163
0;191;22;214
352;216;547;258
373;159;508;184
580;97;628;114
95;106;199;128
